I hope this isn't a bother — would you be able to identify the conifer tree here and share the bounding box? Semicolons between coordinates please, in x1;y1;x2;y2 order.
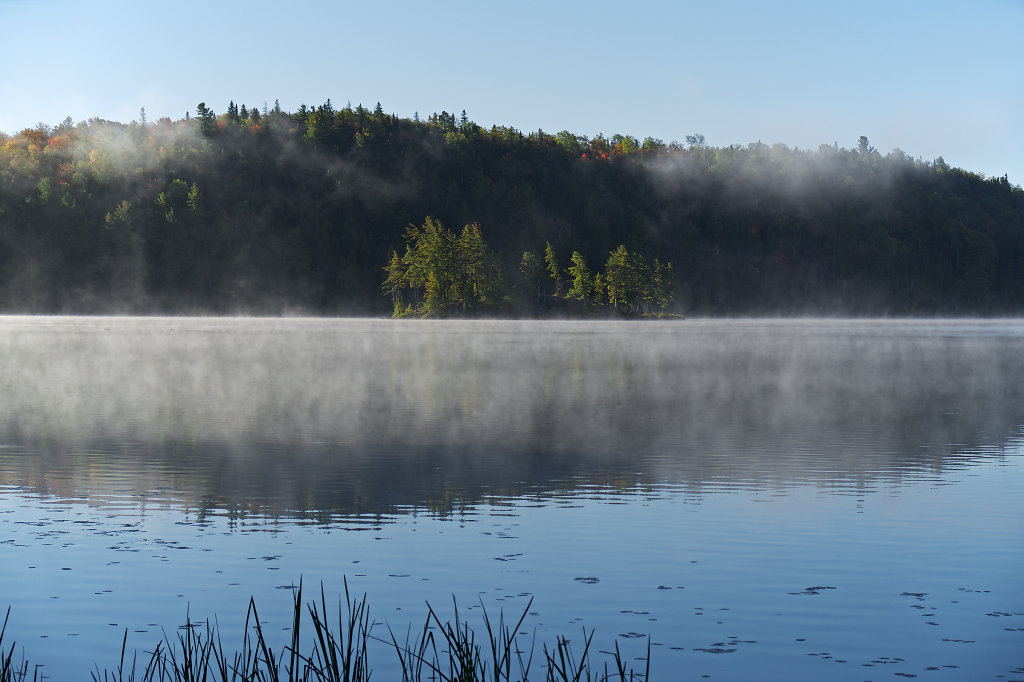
519;250;543;296
186;182;200;211
196;102;216;136
605;244;630;310
566;251;593;304
458;222;502;306
382;218;504;317
544;242;563;296
651;259;674;313
382;250;405;308
592;272;607;306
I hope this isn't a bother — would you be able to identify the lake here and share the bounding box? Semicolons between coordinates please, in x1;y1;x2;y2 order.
1;317;1022;680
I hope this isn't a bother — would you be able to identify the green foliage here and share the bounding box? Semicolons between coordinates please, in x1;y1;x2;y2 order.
555;130;588;155
0;105;1021;316
565;251;594;304
105;200;131;226
382;217;504;317
651;259;674;313
195;102;216;137
36;177;52;203
388;233;673;316
596;246;675;315
186;182;200;211
604;245;631;310
382;250;405;305
458;222;504;306
519;250;543;296
544;242;563;297
592;272;607;306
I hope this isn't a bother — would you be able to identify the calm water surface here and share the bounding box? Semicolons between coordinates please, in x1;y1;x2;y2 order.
1;317;1022;680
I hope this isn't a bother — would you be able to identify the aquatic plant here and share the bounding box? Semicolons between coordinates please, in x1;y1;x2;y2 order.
2;584;649;681
0;607;36;682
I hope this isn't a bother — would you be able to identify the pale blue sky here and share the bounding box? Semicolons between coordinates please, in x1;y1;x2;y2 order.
2;0;1022;183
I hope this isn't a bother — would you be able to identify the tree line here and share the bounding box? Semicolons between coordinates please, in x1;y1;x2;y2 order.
1;100;1022;315
382;217;674;317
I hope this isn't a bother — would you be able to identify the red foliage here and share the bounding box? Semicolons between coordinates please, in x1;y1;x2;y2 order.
46;134;76;151
18;128;48;144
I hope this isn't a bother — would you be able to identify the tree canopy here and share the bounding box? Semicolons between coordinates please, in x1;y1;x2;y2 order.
382;219;674;317
1;104;1022;315
383;217;505;317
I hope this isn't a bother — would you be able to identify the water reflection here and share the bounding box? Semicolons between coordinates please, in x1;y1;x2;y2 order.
2;318;1023;519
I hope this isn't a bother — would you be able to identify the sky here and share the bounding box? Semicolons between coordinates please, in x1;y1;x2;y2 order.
2;0;1022;184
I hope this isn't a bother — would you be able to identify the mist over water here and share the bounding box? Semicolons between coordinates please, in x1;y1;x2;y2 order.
1;317;1022;516
2;317;1023;679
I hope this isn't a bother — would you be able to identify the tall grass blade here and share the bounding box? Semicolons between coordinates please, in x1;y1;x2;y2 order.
11;583;651;681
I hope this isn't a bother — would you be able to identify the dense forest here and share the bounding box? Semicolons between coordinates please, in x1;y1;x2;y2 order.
1;100;1022;316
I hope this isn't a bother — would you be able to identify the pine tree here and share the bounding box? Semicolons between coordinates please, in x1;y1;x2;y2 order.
604;244;630;310
458;222;502;306
423;270;446;317
565;251;593;304
651;259;674;313
186;182;200;211
382;250;405;307
519;250;543;295
592;272;607;306
544;242;563;296
196;103;216;136
383;218;505;317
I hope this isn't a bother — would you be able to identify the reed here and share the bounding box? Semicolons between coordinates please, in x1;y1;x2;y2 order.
4;583;650;681
1;606;38;682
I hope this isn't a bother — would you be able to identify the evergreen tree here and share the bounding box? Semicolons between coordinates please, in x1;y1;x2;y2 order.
604;244;630;310
186;182;200;211
423;270;446;317
565;251;593;304
628;250;649;312
196;102;216;136
382;218;504;317
458;222;502;306
544;242;563;296
651;259;674;313
6;105;1022;317
382;250;405;309
519;250;543;295
592;272;607;306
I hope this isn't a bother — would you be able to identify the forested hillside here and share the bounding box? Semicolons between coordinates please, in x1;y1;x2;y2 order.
1;101;1022;316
